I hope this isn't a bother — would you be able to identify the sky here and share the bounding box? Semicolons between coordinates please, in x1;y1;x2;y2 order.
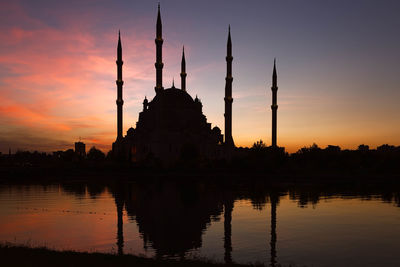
0;0;399;153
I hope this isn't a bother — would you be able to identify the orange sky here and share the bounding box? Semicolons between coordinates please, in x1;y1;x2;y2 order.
1;1;400;153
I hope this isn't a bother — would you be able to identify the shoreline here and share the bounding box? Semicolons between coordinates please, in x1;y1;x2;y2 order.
0;165;399;185
0;244;265;267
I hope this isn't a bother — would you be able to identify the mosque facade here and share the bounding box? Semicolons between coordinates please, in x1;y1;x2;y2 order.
112;5;235;162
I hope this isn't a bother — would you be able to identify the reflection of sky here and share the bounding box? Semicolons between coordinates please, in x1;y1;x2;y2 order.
0;185;399;266
0;0;399;153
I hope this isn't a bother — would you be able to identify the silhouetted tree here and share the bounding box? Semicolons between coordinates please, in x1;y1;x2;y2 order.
377;144;396;152
358;144;369;151
106;150;113;160
62;149;75;161
87;147;105;161
249;140;268;159
325;145;341;152
252;140;267;151
297;143;321;154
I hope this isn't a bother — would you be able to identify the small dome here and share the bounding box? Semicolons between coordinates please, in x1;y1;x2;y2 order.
127;127;135;135
212;126;221;133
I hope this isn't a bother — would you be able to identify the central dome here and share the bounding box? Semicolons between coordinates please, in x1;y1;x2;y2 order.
151;88;194;108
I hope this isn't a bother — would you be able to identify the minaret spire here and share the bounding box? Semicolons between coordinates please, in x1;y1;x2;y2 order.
271;59;278;148
224;25;234;148
116;30;124;141
273;58;277;87
155;3;164;94
156;3;162;38
180;46;187;91
227;25;232;57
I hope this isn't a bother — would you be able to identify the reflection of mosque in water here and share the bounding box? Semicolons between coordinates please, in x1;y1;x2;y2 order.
62;182;400;265
114;182;223;257
109;182;282;266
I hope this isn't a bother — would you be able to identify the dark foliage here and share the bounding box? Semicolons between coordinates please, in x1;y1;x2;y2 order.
1;142;399;179
87;147;105;161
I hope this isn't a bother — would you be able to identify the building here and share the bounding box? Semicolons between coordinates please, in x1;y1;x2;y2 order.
74;141;86;158
112;5;234;163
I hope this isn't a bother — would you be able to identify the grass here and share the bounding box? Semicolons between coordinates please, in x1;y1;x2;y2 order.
0;243;268;267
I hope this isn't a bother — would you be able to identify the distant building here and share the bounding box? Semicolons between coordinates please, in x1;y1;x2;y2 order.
53;151;63;159
112;5;234;163
74;141;86;157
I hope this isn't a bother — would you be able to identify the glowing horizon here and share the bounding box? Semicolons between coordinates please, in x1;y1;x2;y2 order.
1;0;399;154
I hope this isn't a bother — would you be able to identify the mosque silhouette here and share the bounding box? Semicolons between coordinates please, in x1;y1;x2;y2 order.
112;4;278;163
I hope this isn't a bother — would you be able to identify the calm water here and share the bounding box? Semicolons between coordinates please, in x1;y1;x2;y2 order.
0;181;399;266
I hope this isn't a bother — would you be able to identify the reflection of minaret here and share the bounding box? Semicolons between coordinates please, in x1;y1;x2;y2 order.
271;59;278;148
180;46;186;91
224;199;233;264
116;31;124;141
115;192;124;255
224;26;234;148
270;195;278;267
155;3;164;94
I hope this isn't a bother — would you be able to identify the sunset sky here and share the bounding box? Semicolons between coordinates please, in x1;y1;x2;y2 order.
0;0;399;153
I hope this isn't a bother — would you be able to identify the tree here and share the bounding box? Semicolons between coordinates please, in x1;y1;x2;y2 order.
297;143;321;154
358;144;369;152
251;140;266;152
87;147;105;161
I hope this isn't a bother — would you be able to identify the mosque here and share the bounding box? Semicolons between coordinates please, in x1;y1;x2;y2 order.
112;5;234;162
112;5;278;162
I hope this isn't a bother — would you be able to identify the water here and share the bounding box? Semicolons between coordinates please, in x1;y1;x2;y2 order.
0;181;399;266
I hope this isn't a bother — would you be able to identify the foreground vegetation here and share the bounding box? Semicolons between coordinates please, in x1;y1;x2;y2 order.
0;244;268;267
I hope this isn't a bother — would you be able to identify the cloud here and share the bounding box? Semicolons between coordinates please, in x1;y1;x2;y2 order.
0;2;160;153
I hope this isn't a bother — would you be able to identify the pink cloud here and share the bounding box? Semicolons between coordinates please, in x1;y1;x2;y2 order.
0;3;163;152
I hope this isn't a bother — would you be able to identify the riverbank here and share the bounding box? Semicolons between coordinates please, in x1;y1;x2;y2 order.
0;244;267;267
1;161;399;184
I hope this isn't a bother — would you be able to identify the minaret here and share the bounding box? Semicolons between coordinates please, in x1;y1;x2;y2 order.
155;3;164;94
116;30;124;141
271;59;278;148
224;26;234;147
180;46;186;91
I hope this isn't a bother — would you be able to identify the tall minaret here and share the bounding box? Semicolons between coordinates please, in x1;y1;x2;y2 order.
155;3;164;94
271;59;278;148
180;46;186;91
224;26;234;147
116;30;124;141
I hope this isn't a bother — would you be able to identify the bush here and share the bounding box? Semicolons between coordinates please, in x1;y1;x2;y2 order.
87;147;105;161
